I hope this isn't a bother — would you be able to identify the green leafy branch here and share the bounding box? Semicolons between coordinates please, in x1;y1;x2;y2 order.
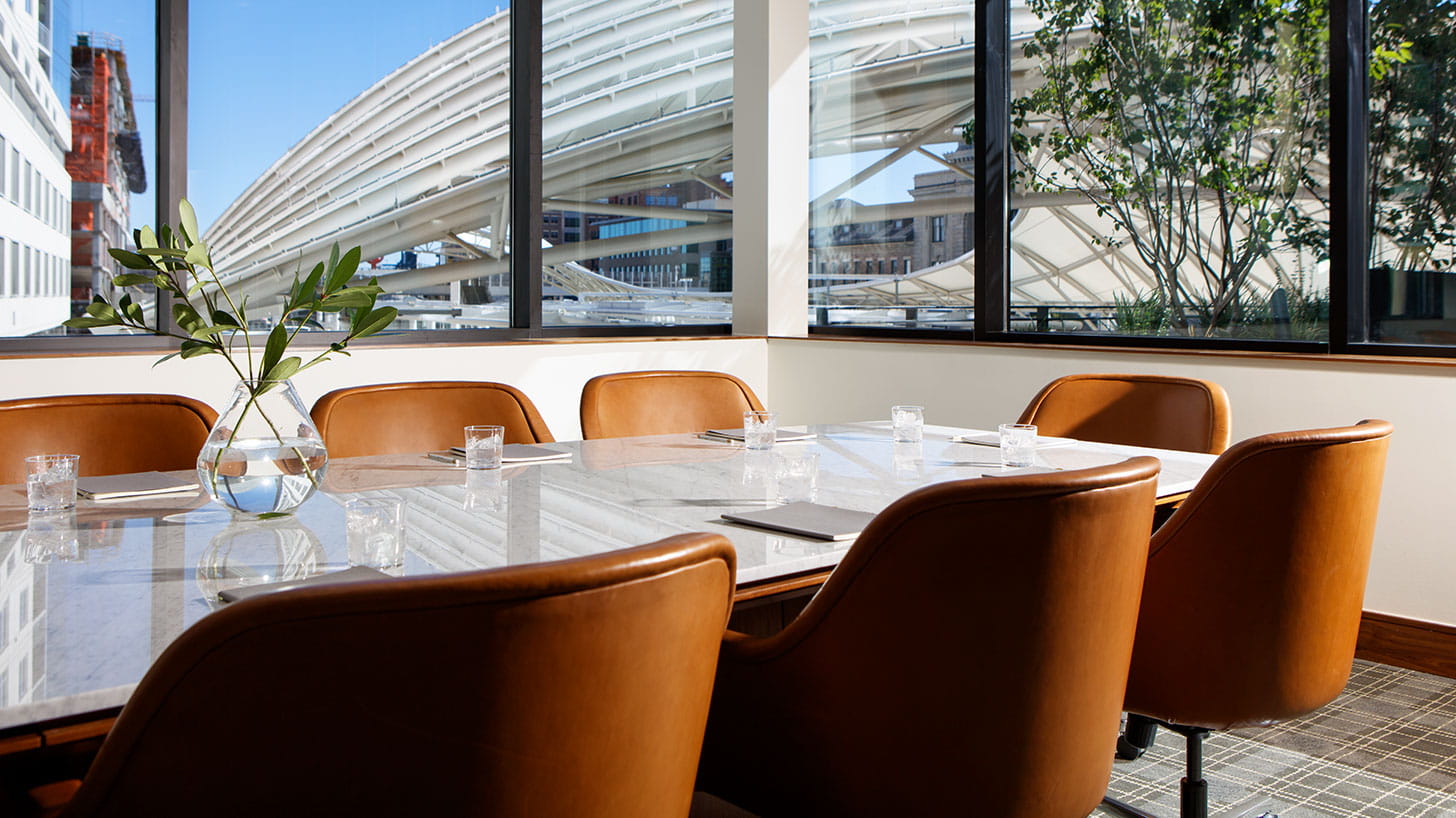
64;199;398;387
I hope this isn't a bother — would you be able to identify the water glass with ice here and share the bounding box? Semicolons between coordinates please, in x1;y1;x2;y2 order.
744;411;777;451
464;425;505;470
26;454;78;512
999;423;1038;468
891;405;924;443
346;497;406;569
463;468;507;512
775;451;820;504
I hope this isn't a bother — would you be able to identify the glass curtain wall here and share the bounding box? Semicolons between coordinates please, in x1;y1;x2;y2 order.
1007;0;1331;340
0;0;151;337
807;0;975;330
1367;0;1456;345
539;0;733;327
184;1;509;336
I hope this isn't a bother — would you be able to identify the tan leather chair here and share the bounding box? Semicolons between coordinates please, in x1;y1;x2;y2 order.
0;394;216;484
580;370;764;440
38;533;735;818
1105;420;1393;818
1018;373;1232;454
696;458;1162;818
311;381;554;458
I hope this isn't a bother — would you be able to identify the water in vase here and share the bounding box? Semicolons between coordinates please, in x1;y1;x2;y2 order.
197;437;328;515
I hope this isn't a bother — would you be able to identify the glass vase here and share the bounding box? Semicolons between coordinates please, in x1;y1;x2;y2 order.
197;379;328;516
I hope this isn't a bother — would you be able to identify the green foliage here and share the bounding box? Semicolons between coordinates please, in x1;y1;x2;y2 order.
1112;290;1171;334
63;199;397;392
1000;0;1328;335
1366;0;1456;273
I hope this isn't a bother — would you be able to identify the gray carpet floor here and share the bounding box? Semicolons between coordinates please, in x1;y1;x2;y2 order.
1099;660;1456;817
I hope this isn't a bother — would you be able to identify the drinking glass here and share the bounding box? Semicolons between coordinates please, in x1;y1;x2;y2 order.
999;423;1038;468
744;411;778;451
26;454;79;511
345;497;406;569
891;405;924;443
23;509;80;563
463;468;508;512
775;451;820;504
464;425;505;470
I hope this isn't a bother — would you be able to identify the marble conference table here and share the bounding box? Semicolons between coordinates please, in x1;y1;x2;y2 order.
0;422;1215;737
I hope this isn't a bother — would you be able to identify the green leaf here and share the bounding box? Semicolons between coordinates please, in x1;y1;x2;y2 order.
317;289;375;311
85;300;118;321
111;273;152;287
178;199;200;246
264;355;302;383
63;316;112;329
179;340;214;359
211;309;241;329
261;323;288;377
351;307;397;339
325;245;362;292
109;248;156;270
299;261;325;300
172;303;205;334
184;238;210;269
139;225;159;250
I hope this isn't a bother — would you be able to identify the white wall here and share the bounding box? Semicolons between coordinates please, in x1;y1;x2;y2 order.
0;336;769;442
6;332;1452;627
767;337;1456;627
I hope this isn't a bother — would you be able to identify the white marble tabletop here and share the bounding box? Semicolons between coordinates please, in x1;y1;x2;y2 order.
0;423;1215;733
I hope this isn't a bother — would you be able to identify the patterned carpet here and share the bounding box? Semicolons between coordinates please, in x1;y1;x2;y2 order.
1100;661;1456;817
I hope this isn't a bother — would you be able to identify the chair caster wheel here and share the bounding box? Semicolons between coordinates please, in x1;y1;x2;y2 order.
1116;734;1147;760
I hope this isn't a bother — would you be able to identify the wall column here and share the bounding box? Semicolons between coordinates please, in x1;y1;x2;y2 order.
732;0;809;337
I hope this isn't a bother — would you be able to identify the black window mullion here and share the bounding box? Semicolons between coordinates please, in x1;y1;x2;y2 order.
1330;0;1368;350
974;0;1010;339
510;0;543;331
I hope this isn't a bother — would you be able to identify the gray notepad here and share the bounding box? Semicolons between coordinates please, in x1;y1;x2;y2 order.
217;566;393;604
77;471;200;501
721;502;875;541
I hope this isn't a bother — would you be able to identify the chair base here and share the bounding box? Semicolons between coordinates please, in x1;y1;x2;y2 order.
1104;718;1211;818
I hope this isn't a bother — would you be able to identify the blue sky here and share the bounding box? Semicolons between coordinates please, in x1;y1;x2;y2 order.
67;1;946;236
71;0;502;231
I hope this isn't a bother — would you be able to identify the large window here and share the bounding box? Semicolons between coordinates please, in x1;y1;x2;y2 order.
539;0;733;327
1004;0;1330;341
1367;0;1456;345
192;1;510;334
807;1;975;330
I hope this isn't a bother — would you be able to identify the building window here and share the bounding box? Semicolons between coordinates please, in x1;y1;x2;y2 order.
930;216;946;244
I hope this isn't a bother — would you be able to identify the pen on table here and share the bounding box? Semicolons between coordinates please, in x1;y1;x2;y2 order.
426;452;464;465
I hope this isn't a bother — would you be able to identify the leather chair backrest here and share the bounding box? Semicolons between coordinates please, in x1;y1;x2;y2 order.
0;393;216;484
311;381;554;458
580;370;764;440
1125;419;1393;730
62;534;736;818
1018;373;1232;454
699;458;1161;818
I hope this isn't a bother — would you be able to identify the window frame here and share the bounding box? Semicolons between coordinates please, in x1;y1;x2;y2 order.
1;0;1447;359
